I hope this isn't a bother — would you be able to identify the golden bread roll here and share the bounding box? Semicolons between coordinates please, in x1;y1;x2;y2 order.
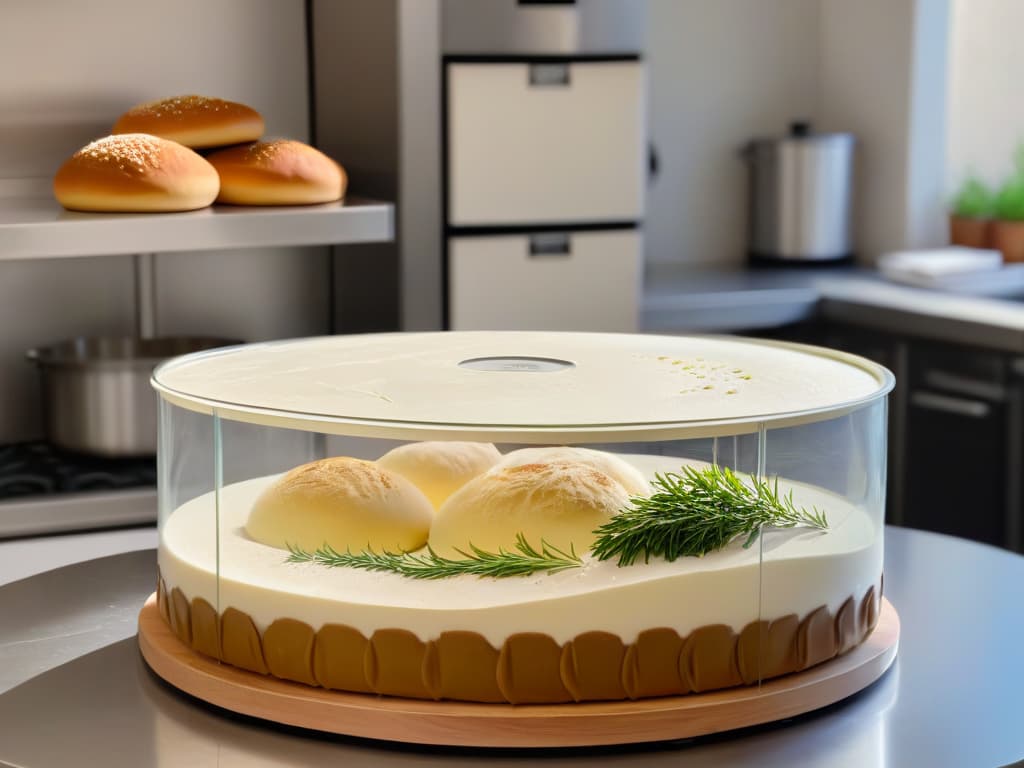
112;95;264;149
53;134;219;213
428;461;630;558
378;441;502;509
496;446;649;496
206;140;347;205
246;457;433;553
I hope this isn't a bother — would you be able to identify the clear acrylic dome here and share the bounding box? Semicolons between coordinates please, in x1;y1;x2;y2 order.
152;332;892;704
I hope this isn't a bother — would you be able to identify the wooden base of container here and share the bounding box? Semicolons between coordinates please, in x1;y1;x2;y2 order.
138;593;899;748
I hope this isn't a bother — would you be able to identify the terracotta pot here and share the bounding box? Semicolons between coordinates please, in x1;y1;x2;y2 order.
949;214;991;248
991;220;1024;263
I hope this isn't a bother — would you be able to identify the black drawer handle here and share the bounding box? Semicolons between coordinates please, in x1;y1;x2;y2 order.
529;63;570;87
910;391;990;418
529;233;571;257
922;369;1005;402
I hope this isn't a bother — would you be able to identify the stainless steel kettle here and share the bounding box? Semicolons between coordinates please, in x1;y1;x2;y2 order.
743;121;855;264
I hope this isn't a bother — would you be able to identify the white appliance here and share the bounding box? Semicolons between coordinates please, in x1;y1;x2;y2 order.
313;0;647;333
442;4;647;332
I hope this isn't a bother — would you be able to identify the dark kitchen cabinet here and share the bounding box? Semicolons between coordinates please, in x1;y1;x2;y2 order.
904;387;1007;545
762;322;908;523
754;320;1021;551
816;326;907;526
901;341;1015;548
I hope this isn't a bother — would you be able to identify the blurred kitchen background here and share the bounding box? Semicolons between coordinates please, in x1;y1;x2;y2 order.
2;0;1023;564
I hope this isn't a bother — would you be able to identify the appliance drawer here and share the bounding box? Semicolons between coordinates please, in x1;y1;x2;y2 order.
448;229;641;331
446;60;644;226
904;389;1007;546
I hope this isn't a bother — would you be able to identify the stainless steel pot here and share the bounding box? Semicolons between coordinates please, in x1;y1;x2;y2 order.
26;337;239;457
744;121;855;264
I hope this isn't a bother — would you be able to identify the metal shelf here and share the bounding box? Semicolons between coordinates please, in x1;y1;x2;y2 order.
0;192;393;260
0;487;156;539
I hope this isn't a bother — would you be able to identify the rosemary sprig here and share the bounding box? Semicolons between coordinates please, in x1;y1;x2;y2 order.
285;533;582;580
589;464;828;565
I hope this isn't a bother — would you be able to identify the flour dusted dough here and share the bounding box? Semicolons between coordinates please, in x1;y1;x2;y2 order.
377;441;501;509
428;460;630;557
245;457;433;553
496;446;650;496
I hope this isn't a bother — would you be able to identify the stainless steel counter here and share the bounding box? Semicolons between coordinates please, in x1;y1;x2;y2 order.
644;263;1024;353
1;527;1022;767
642;263;838;332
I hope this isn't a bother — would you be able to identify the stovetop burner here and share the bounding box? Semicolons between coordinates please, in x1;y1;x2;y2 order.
0;442;156;501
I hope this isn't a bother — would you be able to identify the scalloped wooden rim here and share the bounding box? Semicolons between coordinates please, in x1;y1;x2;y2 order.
138;594;899;748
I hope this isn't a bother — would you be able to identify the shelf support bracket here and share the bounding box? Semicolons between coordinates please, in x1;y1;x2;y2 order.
134;252;157;339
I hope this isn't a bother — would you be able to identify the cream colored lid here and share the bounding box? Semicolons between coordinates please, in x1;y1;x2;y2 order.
151;332;893;442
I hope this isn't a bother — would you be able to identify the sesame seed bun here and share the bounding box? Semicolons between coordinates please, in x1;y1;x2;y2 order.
112;95;264;149
53;134;220;213
206;140;347;206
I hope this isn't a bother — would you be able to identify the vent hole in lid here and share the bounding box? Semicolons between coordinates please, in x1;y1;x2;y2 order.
458;356;575;373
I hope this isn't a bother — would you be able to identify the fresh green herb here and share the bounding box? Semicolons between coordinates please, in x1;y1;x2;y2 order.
285;533;582;579
990;145;1024;221
589;465;828;565
951;176;994;219
994;177;1024;221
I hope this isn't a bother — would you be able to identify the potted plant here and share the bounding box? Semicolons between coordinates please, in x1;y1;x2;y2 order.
949;176;993;248
992;174;1024;263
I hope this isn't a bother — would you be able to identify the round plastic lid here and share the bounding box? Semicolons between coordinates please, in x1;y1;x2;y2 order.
151;332;893;442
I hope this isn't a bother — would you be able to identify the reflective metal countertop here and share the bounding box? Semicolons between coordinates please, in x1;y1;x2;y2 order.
0;527;1022;767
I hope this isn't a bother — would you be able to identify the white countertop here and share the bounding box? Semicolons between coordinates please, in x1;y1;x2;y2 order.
643;263;1024;352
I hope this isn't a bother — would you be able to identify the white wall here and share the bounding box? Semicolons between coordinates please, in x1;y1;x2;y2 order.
819;0;950;261
906;0;952;249
0;0;326;442
645;0;821;265
646;0;951;266
947;0;1024;191
818;0;912;261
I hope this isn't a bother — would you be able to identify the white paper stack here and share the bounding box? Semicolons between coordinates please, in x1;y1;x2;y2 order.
878;247;1024;296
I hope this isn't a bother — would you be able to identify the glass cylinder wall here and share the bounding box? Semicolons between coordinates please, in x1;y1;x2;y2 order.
152;332;892;704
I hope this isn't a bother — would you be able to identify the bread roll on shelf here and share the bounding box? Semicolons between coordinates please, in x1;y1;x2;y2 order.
112;95;264;149
53;134;220;213
207;140;347;205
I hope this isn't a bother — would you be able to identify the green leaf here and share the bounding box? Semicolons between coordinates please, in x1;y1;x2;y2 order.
589;465;828;566
994;177;1024;221
285;533;582;579
951;176;994;219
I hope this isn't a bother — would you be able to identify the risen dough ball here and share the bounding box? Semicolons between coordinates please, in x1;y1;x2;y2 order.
496;446;649;497
428;461;630;557
246;457;433;553
377;441;501;509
